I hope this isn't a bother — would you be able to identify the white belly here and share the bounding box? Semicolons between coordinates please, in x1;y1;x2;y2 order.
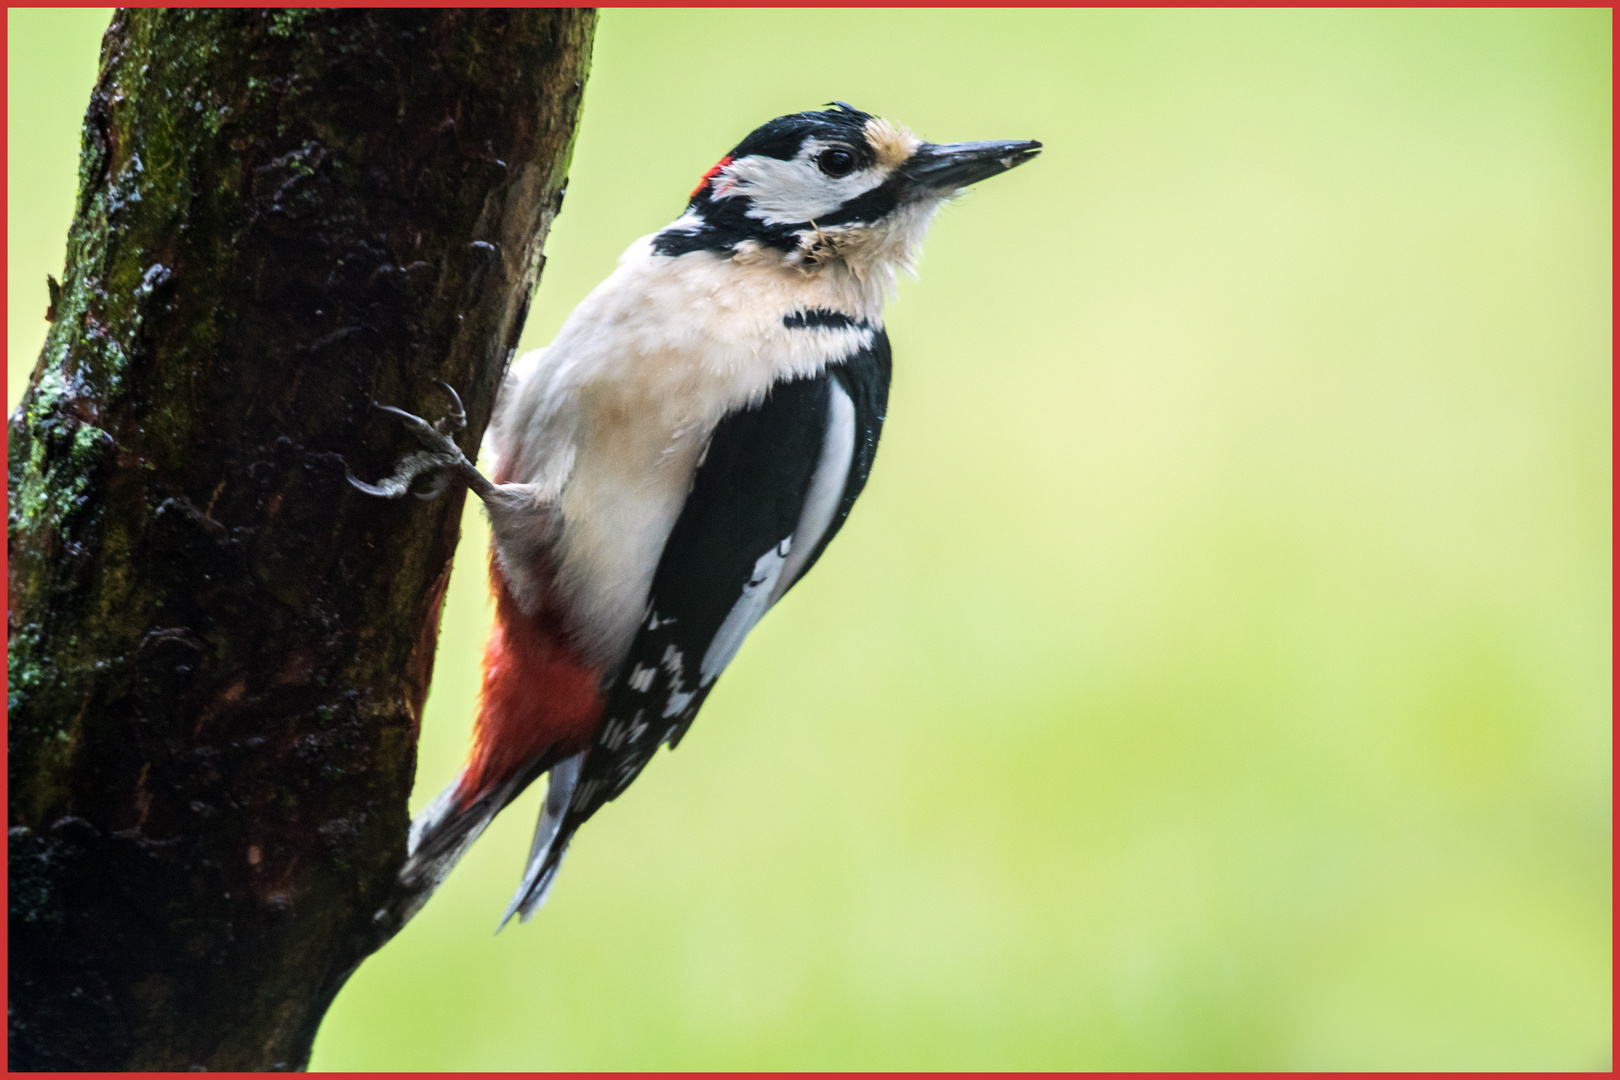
485;236;881;669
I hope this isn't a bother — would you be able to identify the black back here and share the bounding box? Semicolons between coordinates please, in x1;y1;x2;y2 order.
548;332;891;860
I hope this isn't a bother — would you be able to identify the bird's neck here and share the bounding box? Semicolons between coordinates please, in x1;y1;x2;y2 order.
650;199;947;321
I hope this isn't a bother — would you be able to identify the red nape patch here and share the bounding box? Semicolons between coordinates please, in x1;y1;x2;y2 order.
457;557;604;808
690;155;733;199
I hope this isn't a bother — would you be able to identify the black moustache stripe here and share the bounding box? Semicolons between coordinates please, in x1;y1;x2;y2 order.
782;309;870;332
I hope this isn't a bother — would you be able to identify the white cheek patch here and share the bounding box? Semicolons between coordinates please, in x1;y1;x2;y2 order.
714;140;890;226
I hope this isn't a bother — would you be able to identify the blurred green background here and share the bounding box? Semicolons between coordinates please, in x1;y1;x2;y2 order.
8;8;1611;1070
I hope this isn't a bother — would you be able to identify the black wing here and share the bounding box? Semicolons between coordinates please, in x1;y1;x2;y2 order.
504;332;890;922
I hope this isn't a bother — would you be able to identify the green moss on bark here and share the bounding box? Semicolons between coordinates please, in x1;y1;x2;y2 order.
8;9;595;1071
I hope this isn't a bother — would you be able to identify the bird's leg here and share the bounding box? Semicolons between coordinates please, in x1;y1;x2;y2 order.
347;381;498;502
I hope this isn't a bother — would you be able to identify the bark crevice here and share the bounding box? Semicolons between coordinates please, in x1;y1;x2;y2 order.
7;9;595;1070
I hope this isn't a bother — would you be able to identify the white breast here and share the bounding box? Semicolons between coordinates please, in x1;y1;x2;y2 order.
485;235;880;669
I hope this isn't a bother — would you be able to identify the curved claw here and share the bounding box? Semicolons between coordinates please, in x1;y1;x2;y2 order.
347;448;460;501
433;381;468;433
347;465;411;500
348;383;487;503
375;403;439;437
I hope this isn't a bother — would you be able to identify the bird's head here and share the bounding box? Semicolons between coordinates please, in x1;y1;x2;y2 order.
652;102;1041;279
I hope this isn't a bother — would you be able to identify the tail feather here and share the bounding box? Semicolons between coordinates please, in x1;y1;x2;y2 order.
396;765;535;925
498;750;586;931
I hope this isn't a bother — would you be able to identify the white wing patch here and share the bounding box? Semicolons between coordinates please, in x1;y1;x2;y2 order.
697;381;859;686
701;538;792;684
660;643;696;718
772;382;856;605
626;663;656;692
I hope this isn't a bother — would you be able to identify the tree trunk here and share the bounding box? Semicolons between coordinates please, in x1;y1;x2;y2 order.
7;9;594;1070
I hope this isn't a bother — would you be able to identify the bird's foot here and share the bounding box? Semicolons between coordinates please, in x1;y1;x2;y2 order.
348;381;488;501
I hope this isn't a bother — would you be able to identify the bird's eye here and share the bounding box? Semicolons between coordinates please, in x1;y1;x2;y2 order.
816;147;857;179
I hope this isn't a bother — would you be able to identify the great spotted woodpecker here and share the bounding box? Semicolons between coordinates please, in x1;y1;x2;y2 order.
352;103;1039;928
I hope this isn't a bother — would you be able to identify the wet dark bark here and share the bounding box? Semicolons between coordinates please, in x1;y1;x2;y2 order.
6;9;595;1071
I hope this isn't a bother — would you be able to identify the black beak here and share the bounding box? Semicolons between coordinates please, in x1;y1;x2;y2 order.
901;139;1042;196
